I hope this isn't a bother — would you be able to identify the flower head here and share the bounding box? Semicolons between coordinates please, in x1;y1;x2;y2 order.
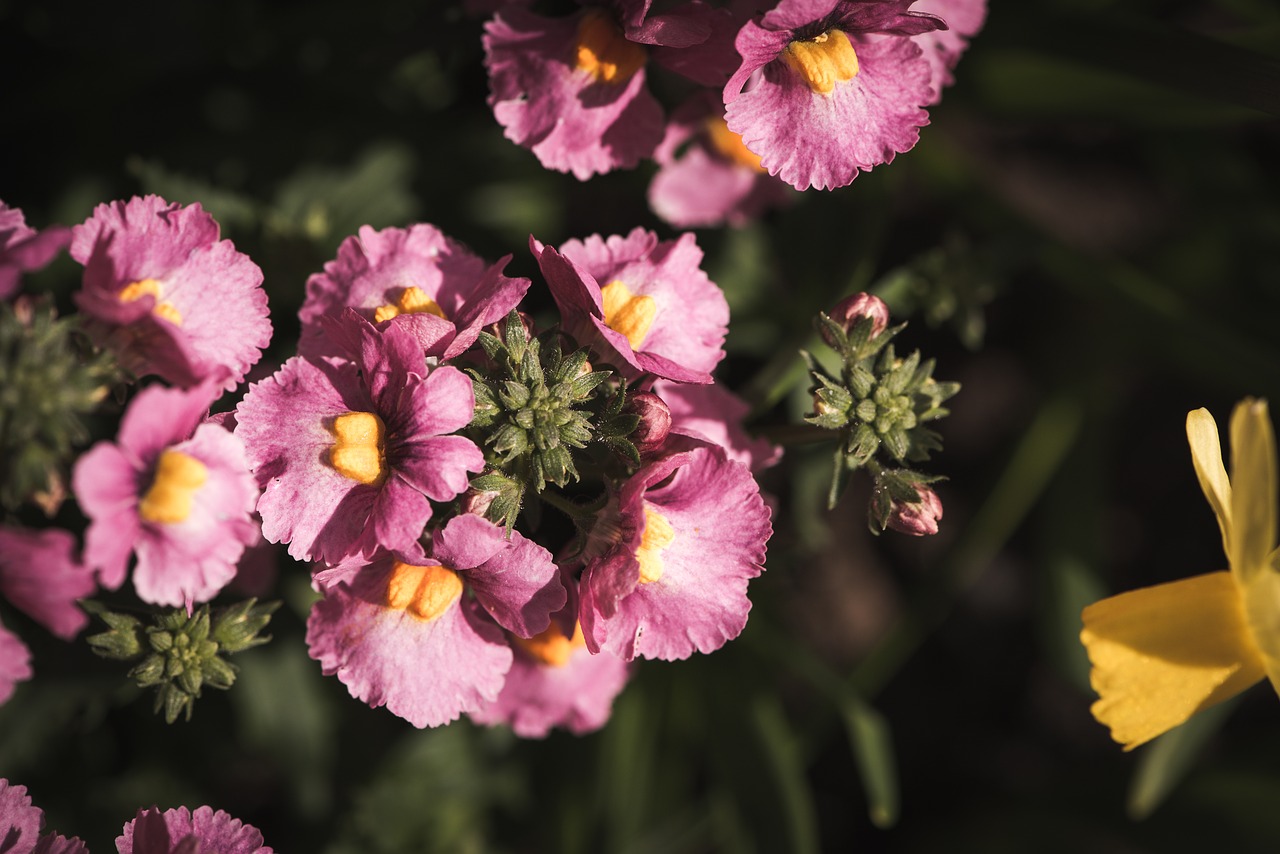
306;513;565;727
70;196;271;389
723;0;946;190
298;224;530;361
0;779;87;854
117;805;272;854
1081;399;1280;749
235;312;485;565
73;380;259;607
533;228;728;384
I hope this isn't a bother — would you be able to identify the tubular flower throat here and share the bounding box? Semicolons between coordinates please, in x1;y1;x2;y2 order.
637;505;675;584
120;278;183;326
329;411;387;486
515;621;587;667
386;561;464;622
1081;399;1280;750
138;450;208;525
782;29;860;95
373;286;449;323
600;280;656;350
705;119;766;173
575;8;647;84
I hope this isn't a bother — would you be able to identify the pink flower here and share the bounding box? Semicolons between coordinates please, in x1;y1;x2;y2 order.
653;379;782;472
306;514;566;728
910;0;986;100
70;196;271;389
823;291;890;345
297;224;530;361
235;312;485;565
648;92;794;228
0;526;96;639
578;437;772;660
483;1;735;179
0;623;32;706
0;779;87;854
723;0;946;190
0;201;70;301
73;380;259;607
533;228;728;384
117;805;271;854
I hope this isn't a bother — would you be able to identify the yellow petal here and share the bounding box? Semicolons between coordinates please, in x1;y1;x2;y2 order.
1080;571;1265;750
1187;407;1232;558
1238;565;1280;700
1229;398;1276;582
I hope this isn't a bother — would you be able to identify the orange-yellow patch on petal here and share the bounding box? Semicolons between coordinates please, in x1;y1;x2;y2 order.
139;450;208;524
575;8;647;84
120;278;184;326
1081;571;1266;750
386;562;463;622
328;411;387;486
705;118;766;173
600;280;656;351
782;29;860;95
636;505;675;584
515;622;586;667
374;286;449;324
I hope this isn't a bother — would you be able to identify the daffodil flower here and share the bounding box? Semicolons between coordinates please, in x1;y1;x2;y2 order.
1081;398;1280;749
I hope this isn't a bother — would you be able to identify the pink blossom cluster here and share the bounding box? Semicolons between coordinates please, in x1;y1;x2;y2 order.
481;0;986;223
232;221;776;736
0;196;271;703
0;778;272;853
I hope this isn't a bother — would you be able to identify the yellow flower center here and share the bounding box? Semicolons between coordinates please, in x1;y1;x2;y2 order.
328;411;387;486
600;280;656;350
138;450;208;525
514;622;587;667
637;505;675;584
782;29;860;95
373;286;449;324
575;8;647;84
704;118;766;173
385;561;463;622
119;278;184;326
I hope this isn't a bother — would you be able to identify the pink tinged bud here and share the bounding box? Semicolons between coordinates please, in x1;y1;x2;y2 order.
460;486;499;517
886;486;943;536
823;292;890;347
627;392;672;453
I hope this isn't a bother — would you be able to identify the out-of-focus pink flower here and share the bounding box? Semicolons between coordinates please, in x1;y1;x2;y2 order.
117;805;272;854
0;201;70;301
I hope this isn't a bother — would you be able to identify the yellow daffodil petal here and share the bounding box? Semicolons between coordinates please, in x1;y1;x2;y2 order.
1187;407;1232;558
1081;571;1266;750
1238;563;1280;699
1228;398;1276;582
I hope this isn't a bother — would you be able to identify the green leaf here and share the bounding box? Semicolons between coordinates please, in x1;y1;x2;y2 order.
1127;697;1238;820
840;695;899;828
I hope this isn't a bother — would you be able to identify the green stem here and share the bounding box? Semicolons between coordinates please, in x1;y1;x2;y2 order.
537;487;604;521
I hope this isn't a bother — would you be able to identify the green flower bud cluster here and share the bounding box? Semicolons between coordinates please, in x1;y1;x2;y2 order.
84;598;278;723
464;312;641;530
805;305;959;516
0;298;118;512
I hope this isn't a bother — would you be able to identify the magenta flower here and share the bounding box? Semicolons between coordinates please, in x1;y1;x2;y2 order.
73;380;259;607
235;313;484;565
0;622;31;705
533;228;728;384
578;438;772;660
470;584;631;737
724;0;946;190
0;526;96;639
307;513;566;727
0;201;70;301
70;195;271;389
117;805;272;854
483;1;733;179
297;224;530;361
0;779;87;854
648;93;793;228
911;0;986;100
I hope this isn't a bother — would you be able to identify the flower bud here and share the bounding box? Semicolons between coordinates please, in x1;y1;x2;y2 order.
822;292;890;348
460;485;500;517
886;486;943;536
626;392;672;453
